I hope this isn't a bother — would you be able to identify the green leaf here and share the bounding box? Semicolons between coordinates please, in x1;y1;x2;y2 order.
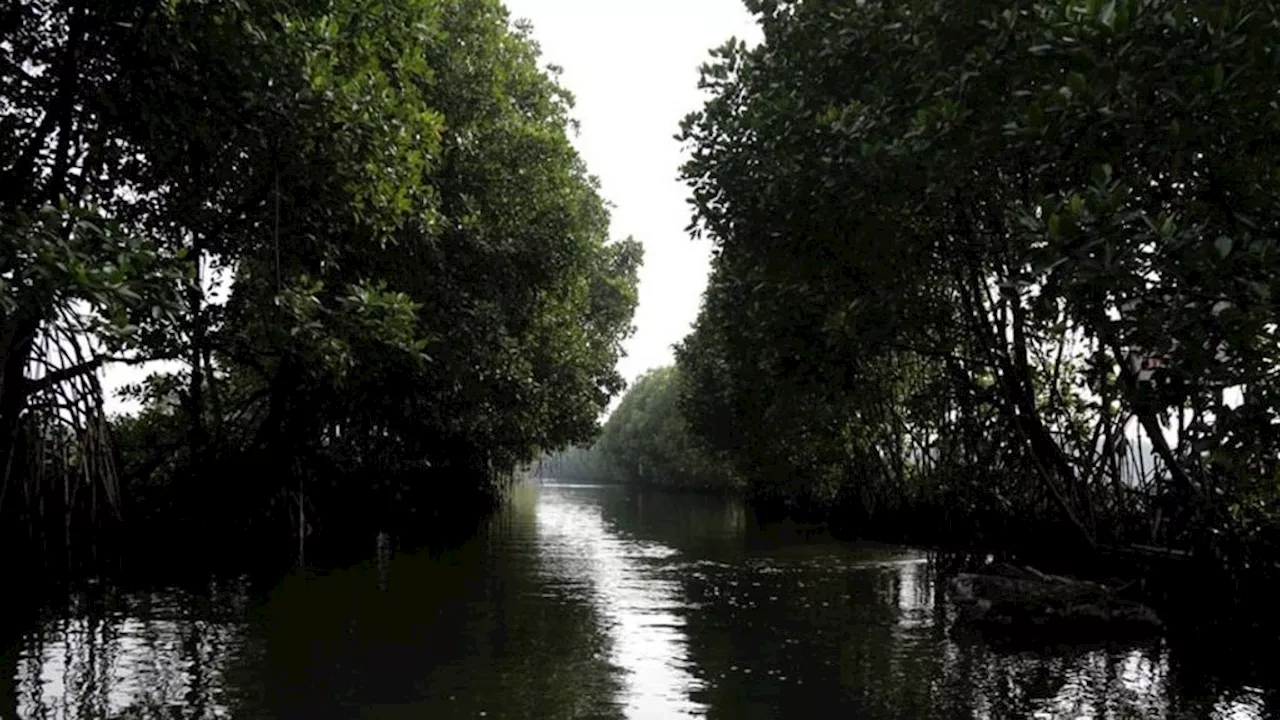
1099;0;1117;27
1048;213;1062;237
1027;102;1045;127
1067;72;1087;95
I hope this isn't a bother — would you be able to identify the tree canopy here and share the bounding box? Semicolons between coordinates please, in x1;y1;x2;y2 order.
677;0;1280;561
594;365;740;490
1;0;641;556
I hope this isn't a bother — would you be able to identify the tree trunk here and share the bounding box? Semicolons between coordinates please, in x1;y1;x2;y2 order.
0;317;40;503
254;356;300;467
186;238;207;469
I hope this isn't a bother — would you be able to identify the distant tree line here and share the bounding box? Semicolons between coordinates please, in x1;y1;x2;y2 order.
537;366;739;491
673;0;1280;575
532;446;605;482
0;0;639;564
594;366;740;490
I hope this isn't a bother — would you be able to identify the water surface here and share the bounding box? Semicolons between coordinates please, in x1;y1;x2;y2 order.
3;482;1275;718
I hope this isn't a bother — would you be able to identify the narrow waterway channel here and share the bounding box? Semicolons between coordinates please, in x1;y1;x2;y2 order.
3;481;1274;719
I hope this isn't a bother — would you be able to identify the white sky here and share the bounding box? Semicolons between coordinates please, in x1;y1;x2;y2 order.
502;0;761;385
101;1;761;415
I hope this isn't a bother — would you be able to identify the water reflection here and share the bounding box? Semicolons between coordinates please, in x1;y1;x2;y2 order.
12;580;253;719
3;482;1277;719
535;483;706;718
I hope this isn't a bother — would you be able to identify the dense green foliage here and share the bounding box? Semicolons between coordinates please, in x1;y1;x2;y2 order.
534;366;739;490
677;0;1280;563
594;366;739;490
1;0;640;556
534;445;606;482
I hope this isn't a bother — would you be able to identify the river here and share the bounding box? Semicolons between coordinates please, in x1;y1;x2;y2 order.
2;481;1275;719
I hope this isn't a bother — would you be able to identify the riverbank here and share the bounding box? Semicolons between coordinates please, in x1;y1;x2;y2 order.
5;463;518;583
717;485;1280;641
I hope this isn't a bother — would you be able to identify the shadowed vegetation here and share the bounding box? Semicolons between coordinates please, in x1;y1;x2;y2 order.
673;0;1280;592
1;0;640;567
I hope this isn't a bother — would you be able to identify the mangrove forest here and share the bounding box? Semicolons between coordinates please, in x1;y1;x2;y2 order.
5;0;1280;717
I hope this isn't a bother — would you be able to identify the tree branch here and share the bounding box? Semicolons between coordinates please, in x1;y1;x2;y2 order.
24;353;172;397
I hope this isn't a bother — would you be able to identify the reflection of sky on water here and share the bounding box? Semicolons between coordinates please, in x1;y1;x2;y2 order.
16;585;250;720
6;484;1275;720
534;483;707;719
1004;647;1170;720
892;558;933;630
1214;689;1268;720
843;557;1266;720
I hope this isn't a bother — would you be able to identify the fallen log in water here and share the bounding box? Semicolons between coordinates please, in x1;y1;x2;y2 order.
948;562;1163;639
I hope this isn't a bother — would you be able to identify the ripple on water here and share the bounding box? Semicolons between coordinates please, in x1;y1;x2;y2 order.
8;484;1276;720
534;487;708;719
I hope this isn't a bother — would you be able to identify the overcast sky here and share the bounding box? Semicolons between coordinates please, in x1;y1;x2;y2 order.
101;1;761;414
501;0;761;384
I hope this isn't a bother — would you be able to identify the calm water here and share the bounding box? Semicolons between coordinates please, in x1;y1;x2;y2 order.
3;482;1276;719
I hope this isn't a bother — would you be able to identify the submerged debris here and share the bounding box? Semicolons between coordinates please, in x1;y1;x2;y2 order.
948;563;1163;639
